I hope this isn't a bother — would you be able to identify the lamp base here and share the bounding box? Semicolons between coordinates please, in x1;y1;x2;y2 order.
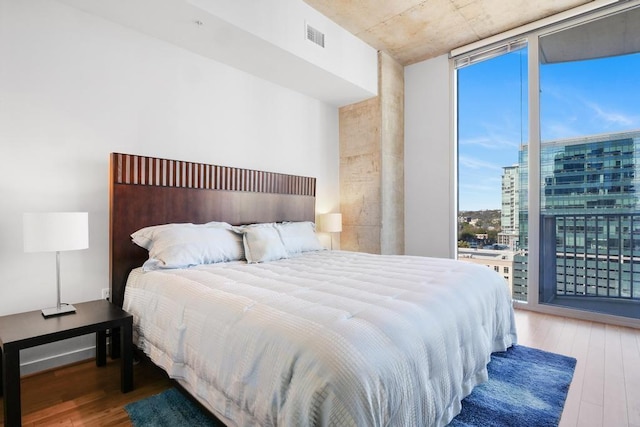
41;304;76;318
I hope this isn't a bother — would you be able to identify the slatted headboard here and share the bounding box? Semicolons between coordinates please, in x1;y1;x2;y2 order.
109;152;316;307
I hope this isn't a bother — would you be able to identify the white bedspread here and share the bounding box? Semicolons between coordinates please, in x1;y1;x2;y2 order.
123;250;517;427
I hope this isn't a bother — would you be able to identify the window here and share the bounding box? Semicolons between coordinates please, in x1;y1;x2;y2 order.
538;6;640;317
455;4;640;320
456;41;528;302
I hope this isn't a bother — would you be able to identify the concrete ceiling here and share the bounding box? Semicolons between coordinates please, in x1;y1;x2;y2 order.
303;0;594;65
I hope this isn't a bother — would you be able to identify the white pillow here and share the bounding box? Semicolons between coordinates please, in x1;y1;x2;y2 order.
276;221;323;254
131;221;231;250
238;223;288;263
131;222;243;270
131;223;182;250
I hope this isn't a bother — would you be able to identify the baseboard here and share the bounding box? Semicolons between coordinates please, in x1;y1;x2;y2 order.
20;345;96;376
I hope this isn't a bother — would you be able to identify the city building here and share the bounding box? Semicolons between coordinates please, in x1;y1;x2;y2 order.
541;131;640;213
541;131;640;306
514;130;640;314
498;165;520;250
457;248;514;294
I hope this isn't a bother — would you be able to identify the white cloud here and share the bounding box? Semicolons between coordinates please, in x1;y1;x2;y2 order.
459;155;504;171
586;101;637;127
539;83;640;139
459;127;522;150
459;136;495;148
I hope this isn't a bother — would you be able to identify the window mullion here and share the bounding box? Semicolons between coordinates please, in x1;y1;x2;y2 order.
527;34;541;306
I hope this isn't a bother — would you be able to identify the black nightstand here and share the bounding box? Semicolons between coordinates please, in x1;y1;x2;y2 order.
0;300;133;426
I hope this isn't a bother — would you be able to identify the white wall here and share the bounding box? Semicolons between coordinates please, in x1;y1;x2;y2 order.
188;0;378;100
404;54;454;258
0;0;339;372
57;0;378;106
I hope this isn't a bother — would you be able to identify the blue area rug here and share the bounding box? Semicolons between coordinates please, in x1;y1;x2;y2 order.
125;388;223;427
449;345;577;426
125;345;576;427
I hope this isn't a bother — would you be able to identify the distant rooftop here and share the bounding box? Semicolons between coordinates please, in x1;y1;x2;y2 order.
521;129;640;149
458;248;516;261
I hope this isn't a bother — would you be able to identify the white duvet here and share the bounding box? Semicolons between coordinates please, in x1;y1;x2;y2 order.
123;250;517;427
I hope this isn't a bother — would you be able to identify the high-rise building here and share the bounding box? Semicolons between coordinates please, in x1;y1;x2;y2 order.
498;165;519;250
540;131;640;303
541;132;639;213
513;130;640;315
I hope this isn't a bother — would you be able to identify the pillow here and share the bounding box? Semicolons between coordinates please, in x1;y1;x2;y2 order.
237;223;288;263
131;223;182;250
131;221;231;250
131;222;243;270
276;221;323;254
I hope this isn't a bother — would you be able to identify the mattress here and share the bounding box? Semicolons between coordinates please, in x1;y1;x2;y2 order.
123;250;517;427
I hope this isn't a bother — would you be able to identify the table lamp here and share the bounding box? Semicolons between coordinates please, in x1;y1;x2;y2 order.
23;212;89;317
320;213;342;250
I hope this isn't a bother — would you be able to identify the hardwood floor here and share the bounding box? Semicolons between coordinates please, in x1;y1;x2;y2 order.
0;354;172;426
514;309;640;427
1;309;639;426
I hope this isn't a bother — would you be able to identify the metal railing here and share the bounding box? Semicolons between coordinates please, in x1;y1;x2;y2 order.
540;213;640;300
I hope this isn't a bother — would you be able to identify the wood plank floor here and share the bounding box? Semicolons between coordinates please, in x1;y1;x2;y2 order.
1;308;639;426
514;309;640;427
0;354;172;426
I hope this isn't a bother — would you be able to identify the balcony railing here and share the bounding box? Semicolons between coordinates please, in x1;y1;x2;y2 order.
540;213;640;301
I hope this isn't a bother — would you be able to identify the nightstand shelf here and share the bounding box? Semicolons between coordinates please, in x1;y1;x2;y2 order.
0;300;133;426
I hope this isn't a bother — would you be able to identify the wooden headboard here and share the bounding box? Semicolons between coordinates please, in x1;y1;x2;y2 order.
109;153;316;307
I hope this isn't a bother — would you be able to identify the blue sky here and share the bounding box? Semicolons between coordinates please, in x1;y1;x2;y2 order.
457;49;640;211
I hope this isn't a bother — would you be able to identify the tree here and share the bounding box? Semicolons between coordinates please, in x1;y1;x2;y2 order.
460;231;475;242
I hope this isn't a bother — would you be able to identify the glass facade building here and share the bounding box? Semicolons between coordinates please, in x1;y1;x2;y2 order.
514;130;640;315
498;165;520;250
541;133;639;213
511;147;529;302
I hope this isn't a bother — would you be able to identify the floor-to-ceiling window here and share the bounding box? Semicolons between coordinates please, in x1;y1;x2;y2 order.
538;7;640;319
455;3;640;322
456;42;529;302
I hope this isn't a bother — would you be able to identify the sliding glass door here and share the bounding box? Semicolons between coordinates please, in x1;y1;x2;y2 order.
455;4;640;321
538;7;640;318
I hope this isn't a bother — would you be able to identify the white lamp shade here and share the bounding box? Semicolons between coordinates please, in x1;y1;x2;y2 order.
23;212;89;253
321;213;342;233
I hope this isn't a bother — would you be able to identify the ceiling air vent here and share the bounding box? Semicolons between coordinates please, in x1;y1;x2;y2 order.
306;23;325;48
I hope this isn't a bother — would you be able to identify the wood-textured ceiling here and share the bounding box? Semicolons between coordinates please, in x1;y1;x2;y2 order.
303;0;593;65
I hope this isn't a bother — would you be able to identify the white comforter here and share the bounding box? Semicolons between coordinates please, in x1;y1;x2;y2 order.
123;250;517;427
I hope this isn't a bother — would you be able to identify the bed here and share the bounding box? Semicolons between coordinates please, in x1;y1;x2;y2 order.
109;153;517;427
